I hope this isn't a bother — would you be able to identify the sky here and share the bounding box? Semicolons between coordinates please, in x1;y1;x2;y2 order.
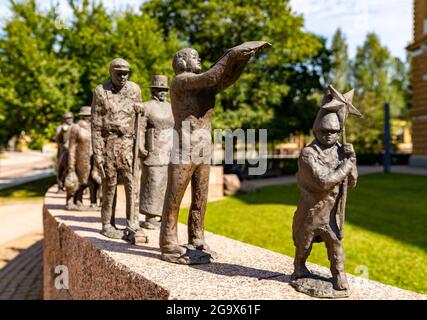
0;0;413;60
289;0;413;60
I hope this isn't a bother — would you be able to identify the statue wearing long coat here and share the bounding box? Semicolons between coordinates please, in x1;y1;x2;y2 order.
139;98;174;218
293;139;357;282
66;118;100;209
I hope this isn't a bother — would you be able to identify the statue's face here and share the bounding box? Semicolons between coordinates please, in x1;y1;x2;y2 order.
187;49;202;73
65;117;73;125
315;129;340;147
80;115;91;122
153;89;168;102
111;70;129;88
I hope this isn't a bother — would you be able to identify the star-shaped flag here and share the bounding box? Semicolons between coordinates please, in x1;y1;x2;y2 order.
321;85;362;119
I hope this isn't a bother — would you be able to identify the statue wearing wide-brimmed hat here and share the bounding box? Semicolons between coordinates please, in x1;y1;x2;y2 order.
138;75;174;230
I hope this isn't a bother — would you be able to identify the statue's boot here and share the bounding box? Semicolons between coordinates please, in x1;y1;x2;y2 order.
101;224;125;239
332;271;349;291
140;216;161;230
66;204;77;210
185;239;218;259
125;227;149;245
161;244;213;265
65;196;77;211
87;203;101;211
71;199;91;211
291;261;311;280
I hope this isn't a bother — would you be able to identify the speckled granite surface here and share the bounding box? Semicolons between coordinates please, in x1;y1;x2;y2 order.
43;186;426;300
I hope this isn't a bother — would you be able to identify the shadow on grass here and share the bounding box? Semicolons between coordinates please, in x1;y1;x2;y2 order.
0;175;56;199
234;173;427;252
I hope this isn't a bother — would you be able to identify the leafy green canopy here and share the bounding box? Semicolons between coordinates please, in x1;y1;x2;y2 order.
0;0;328;147
0;0;79;148
318;30;411;153
1;1;408;151
143;0;329;139
0;0;181;147
345;33;410;153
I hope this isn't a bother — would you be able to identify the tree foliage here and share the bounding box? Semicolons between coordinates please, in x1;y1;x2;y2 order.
0;0;79;147
0;1;410;152
325;30;411;153
328;28;350;92
349;33;410;152
143;0;329;140
0;0;181;147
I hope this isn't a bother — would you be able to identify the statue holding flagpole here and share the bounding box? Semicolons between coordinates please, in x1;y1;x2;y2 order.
290;85;362;298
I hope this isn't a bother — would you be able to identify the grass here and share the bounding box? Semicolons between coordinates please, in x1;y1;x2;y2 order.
0;175;56;204
179;173;427;294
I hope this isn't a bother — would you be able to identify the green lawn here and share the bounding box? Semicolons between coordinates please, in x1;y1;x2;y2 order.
179;173;427;294
0;175;56;203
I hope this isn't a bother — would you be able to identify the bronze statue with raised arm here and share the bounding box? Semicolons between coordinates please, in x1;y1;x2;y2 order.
160;41;271;264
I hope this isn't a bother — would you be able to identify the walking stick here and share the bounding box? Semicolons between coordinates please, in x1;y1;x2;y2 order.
131;108;142;230
338;112;349;239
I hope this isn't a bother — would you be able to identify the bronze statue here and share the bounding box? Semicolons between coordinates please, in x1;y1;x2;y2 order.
91;58;147;243
291;85;362;298
56;111;74;191
65;107;101;210
160;41;271;264
139;75;174;230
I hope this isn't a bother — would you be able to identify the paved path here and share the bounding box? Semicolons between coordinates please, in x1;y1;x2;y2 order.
0;151;54;190
0;232;43;300
0;191;44;299
251;165;427;188
0;200;43;246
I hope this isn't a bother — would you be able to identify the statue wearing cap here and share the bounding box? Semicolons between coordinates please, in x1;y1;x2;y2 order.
290;88;359;297
56;111;74;191
138;75;174;230
65;107;101;210
91;58;147;243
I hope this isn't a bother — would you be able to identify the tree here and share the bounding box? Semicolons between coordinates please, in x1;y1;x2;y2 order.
328;28;349;92
0;0;182;148
0;0;79;147
112;11;182;100
143;0;329;141
349;33;410;153
57;0;116;110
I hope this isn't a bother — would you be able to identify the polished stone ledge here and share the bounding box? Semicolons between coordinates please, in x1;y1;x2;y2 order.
43;187;426;300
